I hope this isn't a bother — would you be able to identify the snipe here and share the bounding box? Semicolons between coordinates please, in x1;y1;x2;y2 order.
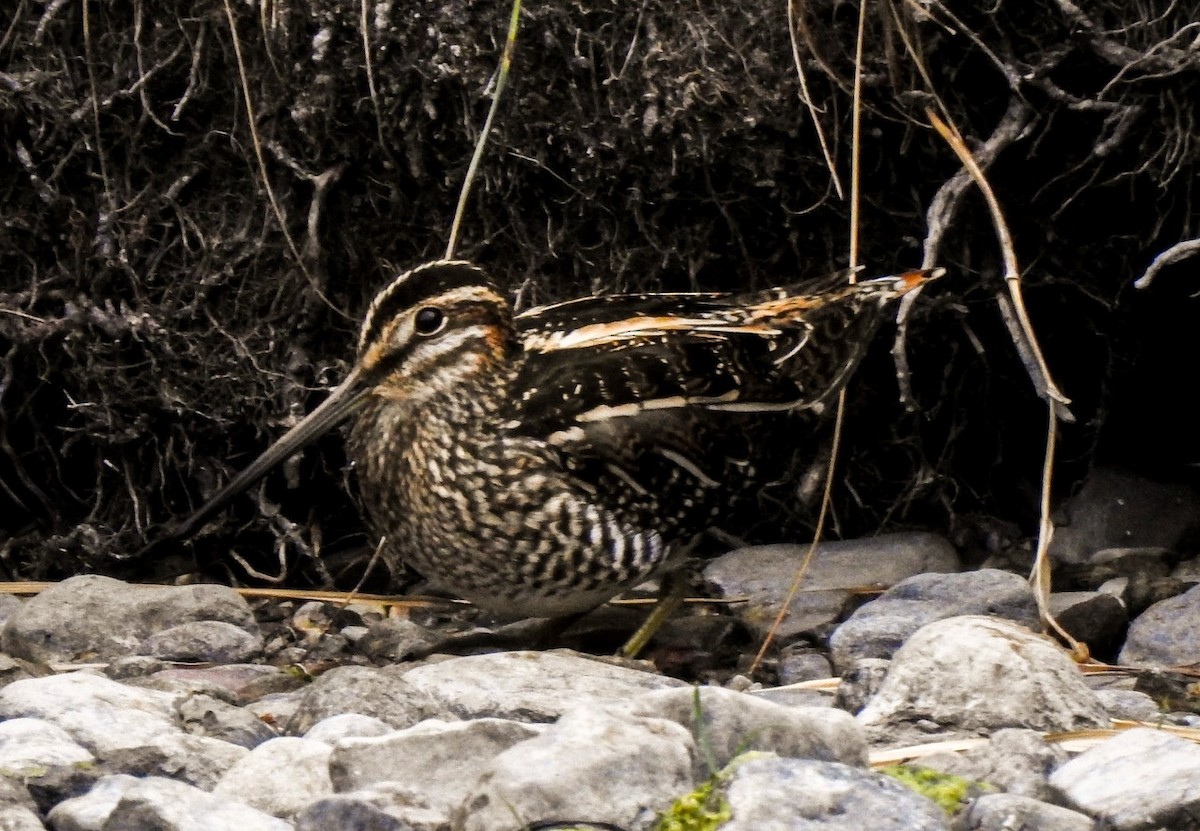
165;260;938;620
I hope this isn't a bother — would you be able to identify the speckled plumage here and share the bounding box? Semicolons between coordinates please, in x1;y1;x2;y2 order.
170;260;938;619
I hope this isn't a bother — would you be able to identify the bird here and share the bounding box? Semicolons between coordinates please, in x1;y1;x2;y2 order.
163;259;939;627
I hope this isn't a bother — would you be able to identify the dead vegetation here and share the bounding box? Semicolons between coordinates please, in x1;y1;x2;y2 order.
1;0;1197;585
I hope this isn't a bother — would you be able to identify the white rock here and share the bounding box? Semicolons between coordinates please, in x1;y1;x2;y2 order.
456;707;694;830
50;775;291;831
330;717;543;815
857;616;1109;732
213;736;334;817
720;754;950;831
1050;727;1200;830
401;650;685;722
303;713;396;743
0;717;95;769
0;672;246;787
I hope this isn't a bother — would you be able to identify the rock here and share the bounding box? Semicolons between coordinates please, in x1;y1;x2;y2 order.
0;594;24;627
1;575;258;664
400;650;686;722
0;717;96;770
141;620;264;663
0;671;246;788
919;728;1068;802
0;652;50;691
143;663;301;702
776;648;834;685
954;793;1094;831
1050;727;1200;830
835;658;891;714
213;736;334;817
302;713;396;743
828;570;1038;672
1048;590;1127;657
718;754;950;831
295;784;446;831
1094;689;1163;722
1048;467;1200;565
628;686;866;774
284;665;445;734
330;718;542;817
1170;555;1200;582
355;618;444;662
704;532;961;640
0;803;43;831
1119;582;1200;666
176;692;279;748
457;707;694;831
858;616;1109;733
48;774;292;831
1055;547;1173;590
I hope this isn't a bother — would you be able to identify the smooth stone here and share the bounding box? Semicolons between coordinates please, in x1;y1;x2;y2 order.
302;713;396;743
48;774;291;831
776;649;834;685
628;686;867;775
456;707;694;831
401;650;686;723
1050;727;1200;830
0;671;246;788
828;569;1038;672
1048;467;1200;565
1094;689;1163;722
720;754;950;831
284;665;445;734
955;793;1095;831
0;717;96;769
704;532;961;640
330;718;543;816
1;575;257;664
142;663;300;702
0;594;24;627
141;619;264;663
1119;582;1200;666
858;616;1109;733
213;736;334;817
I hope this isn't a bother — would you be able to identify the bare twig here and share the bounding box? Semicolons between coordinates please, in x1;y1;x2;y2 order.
446;0;522;260
926;109;1081;655
1134;237;1200;289
787;0;844;199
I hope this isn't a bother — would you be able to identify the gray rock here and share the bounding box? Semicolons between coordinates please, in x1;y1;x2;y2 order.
0;717;96;770
302;713;395;743
1048;467;1200;565
213;736;334;817
0;594;24;627
48;774;291;831
1050;727;1200;830
835;658;891;714
858;616;1109;733
704;533;961;640
142;663;300;702
1170;554;1200;582
330;718;542;817
142;620;264;663
0;804;44;831
457;707;694;831
828;570;1038;672
295;784;446;831
0;671;246;788
776;649;834;685
1;575;257;664
284;665;444;734
176;692;279;748
628;686;866;775
401;650;686;722
954;793;1094;831
1094;689;1163;722
720;754;950;831
1048;590;1127;656
355;618;444;662
919;728;1068;802
1119;582;1200;666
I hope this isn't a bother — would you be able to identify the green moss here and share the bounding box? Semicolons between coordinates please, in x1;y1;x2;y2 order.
654;773;733;831
881;764;989;814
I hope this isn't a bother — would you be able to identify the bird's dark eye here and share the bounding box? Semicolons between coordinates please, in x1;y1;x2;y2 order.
414;307;445;335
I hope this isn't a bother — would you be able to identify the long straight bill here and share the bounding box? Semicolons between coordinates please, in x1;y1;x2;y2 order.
167;367;370;541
